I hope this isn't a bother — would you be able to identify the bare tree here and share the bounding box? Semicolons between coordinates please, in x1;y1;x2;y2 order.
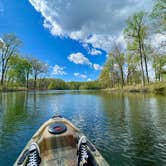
0;34;22;86
30;58;48;89
109;42;125;88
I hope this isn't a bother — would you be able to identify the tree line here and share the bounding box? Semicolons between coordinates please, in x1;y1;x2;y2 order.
0;34;100;90
99;0;166;88
0;34;49;90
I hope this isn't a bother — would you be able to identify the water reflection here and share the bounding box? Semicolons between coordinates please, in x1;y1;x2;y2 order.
97;93;166;166
0;91;166;166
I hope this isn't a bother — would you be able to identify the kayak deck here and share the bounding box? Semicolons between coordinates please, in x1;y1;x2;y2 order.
38;119;78;165
40;147;77;165
14;116;109;166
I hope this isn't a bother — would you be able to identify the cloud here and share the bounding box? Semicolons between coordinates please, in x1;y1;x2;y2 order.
89;48;102;55
84;32;127;52
68;52;92;66
82;43;102;55
84;34;113;52
74;72;87;78
52;65;66;75
28;0;153;52
68;52;104;71
150;33;166;53
93;64;103;70
87;78;92;81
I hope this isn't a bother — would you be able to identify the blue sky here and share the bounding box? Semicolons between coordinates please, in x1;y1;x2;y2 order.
0;0;153;81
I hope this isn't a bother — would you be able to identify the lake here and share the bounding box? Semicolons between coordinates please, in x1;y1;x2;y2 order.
0;90;166;166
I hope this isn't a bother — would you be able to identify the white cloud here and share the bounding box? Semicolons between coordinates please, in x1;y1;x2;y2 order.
84;32;127;52
89;48;102;55
81;43;102;55
93;64;103;70
52;65;66;75
74;72;87;78
68;52;92;66
84;34;113;52
150;33;166;53
74;73;79;77
87;78;92;81
43;20;62;36
28;0;153;52
68;52;104;71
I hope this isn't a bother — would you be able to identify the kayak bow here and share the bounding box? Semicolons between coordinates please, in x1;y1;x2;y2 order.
14;116;109;166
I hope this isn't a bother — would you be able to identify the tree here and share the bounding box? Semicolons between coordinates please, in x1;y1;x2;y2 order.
151;0;166;36
99;58;112;88
23;57;32;89
48;79;66;90
126;52;141;84
0;34;22;86
124;12;149;85
30;58;48;89
109;42;125;88
7;56;32;88
0;38;4;49
152;50;166;81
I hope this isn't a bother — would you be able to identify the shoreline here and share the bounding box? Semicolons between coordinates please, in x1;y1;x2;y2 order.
0;82;166;95
102;82;166;94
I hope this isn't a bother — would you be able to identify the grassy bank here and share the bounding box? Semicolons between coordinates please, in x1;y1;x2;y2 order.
102;82;166;94
1;82;166;95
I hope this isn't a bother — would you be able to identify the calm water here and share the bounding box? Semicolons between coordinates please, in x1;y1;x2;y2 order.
0;90;166;166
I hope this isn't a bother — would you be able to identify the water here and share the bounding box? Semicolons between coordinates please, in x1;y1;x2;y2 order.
0;90;166;166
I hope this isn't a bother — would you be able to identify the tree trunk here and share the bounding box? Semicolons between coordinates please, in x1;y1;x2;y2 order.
138;32;145;86
26;72;29;89
144;54;149;83
1;57;10;87
154;68;157;81
34;74;37;90
159;62;162;81
140;56;145;86
1;69;5;86
120;65;124;88
127;73;129;85
141;43;149;83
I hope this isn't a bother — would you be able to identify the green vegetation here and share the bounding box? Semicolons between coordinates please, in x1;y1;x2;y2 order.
99;0;166;93
0;33;101;91
0;0;165;93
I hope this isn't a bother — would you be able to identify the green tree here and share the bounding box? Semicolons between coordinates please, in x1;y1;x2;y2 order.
0;34;22;86
151;0;166;36
48;79;66;90
152;51;166;81
124;12;149;85
23;58;32;89
8;55;24;86
99;58;112;88
126;52;141;84
7;55;32;88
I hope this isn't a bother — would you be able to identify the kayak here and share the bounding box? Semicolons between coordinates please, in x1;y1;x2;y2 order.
14;115;109;166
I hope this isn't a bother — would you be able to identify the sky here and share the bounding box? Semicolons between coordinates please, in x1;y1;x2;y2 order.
0;0;154;81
